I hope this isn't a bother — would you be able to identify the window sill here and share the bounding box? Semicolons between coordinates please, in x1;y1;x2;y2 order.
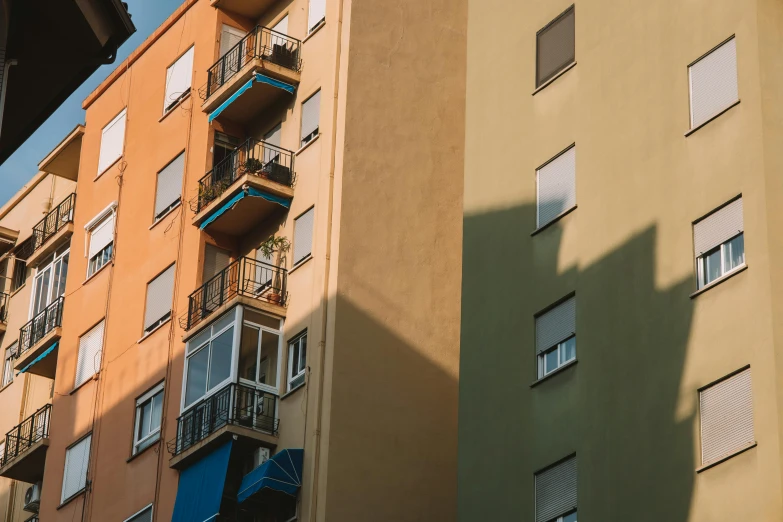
685;100;741;137
532;61;577;96
9;283;25;299
282;382;306;400
296;134;320;156
149;200;182;230
57;489;86;510
70;373;99;395
304;19;326;43
289;255;312;274
531;205;578;236
138;316;172;344
696;442;757;473
690;264;747;299
127;439;160;463
83;261;111;285
95;156;123;181
530;359;578;388
159;91;192;123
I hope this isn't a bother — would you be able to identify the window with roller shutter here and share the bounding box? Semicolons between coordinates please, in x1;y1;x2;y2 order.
699;367;755;467
535;295;576;378
536;6;575;88
154;152;185;221
75;320;104;388
220;25;246;58
693;196;744;290
87;210;115;278
688;37;738;130
300;90;321;147
308;0;326;32
124;505;153;522
164;46;194;113
535;455;577;522
536;145;576;229
293;208;314;266
98;109;126;175
61;434;92;503
144;264;176;334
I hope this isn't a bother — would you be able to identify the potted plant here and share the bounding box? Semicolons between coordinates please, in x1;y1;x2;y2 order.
257;236;290;304
242;157;265;176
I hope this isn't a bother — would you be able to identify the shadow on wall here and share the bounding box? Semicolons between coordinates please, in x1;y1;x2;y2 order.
458;202;695;521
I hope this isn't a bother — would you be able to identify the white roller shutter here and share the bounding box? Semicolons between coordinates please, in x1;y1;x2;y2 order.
155;152;185;219
536;296;576;354
164;47;194;111
220;25;246;57
300;90;321;144
203;244;231;282
144;264;176;331
537;146;576;228
689;37;738;129
272;15;289;36
308;0;326;31
264;123;282;148
88;214;115;260
693;197;743;256
700;367;754;466
98;109;127;174
535;455;577;522
61;434;92;502
294;208;315;265
75;321;105;388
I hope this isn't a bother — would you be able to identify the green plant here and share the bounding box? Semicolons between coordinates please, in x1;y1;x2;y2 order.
258;236;290;261
243;157;264;174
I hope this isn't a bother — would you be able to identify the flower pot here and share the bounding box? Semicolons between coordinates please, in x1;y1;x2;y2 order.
268;293;282;304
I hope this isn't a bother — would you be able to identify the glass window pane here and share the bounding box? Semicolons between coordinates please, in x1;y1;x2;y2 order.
259;331;280;387
150;392;163;432
290;343;300;379
208;327;234;390
185;347;209;405
544;349;558;374
239;324;260;381
188;328;211;355
137;401;152;439
299;336;307;373
704;248;722;285
561;337;576;362
213;310;236;334
723;233;745;272
563;512;577;522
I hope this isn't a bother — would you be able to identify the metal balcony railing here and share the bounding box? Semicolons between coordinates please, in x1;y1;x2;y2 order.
0;292;9;323
167;383;278;457
24;516;40;522
197;138;295;213
200;26;302;100
18;296;64;355
32;193;76;252
1;404;51;467
181;257;287;331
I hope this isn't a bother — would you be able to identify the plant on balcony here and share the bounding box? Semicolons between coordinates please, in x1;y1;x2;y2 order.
198;178;232;206
257;236;290;304
242;158;265;175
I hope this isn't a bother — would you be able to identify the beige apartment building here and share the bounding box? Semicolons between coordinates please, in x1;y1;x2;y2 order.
0;0;466;521
0;126;81;522
459;1;783;521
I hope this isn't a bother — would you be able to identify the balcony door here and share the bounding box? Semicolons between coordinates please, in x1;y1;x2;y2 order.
202;244;231;314
219;24;248;83
31;245;69;319
237;313;282;431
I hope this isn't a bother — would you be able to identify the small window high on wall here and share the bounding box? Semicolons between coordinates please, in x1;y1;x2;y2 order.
164;47;194;113
97;109;127;175
693;196;744;290
308;0;326;32
536;6;575;88
688;37;738;130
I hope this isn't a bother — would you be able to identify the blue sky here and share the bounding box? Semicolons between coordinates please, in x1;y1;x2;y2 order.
0;0;185;205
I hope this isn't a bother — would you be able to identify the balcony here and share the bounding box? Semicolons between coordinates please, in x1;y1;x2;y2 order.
0;404;51;483
193;139;294;234
200;26;301;125
167;383;278;469
27;193;76;268
182;257;287;333
0;292;9;335
15;297;63;379
210;0;278;20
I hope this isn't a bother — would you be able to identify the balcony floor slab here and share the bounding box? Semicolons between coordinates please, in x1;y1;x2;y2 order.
0;438;48;483
14;328;61;378
169;424;277;470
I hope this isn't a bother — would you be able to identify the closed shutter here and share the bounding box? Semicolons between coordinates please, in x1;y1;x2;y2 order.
61;435;92;502
265;124;282;148
536;7;575;87
301;90;321;143
693;197;743;256
536;296;576;354
294;208;315;265
272;15;289;36
98;109;127;174
308;0;326;31
203;244;231;282
88;214;115;259
144;265;176;331
75;321;105;388
689;37;738;129
220;25;246;57
537;146;576;228
700;368;754;466
126;506;153;522
535;455;577;522
164;47;194;111
155;152;185;219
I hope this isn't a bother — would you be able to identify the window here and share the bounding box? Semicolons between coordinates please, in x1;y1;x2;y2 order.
2;342;16;387
133;384;164;455
293;207;315;266
154;152;185;221
220;25;246;58
536;6;575;87
272;15;289;36
689;37;738;130
125;505;153;522
203;244;231;283
86;205;116;278
288;331;307;391
308;0;326;32
213;132;240;167
537;145;576;229
164;47;194;113
536;296;576;379
144;264;176;334
300;91;321;146
31;245;69;318
11;257;26;292
535;455;577;522
694;197;744;289
238;311;282;392
700;367;754;467
98;109;127;175
75;321;105;388
61;434;92;502
184;310;237;408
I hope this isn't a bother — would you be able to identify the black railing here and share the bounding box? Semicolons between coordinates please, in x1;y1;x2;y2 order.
182;257;287;331
0;292;9;323
1;404;51;467
197;138;295;213
201;26;301;100
167;383;278;457
24;516;40;522
32;193;76;252
19;296;64;355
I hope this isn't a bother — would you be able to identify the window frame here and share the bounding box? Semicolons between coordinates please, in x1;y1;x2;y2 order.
163;45;195;114
142;263;176;334
29;244;69;320
61;433;92;503
287;331;307;391
537;334;576;378
2;341;17;388
133;383;164;455
85;202;117;279
11;257;26;292
238;314;284;395
300;90;321;147
97;108;127;176
687;35;738;131
153;151;185;223
696;232;745;289
74;319;106;389
535;4;576;88
124;503;154;522
293;206;315;267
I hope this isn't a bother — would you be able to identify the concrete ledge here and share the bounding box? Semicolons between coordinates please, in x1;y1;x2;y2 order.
27;223;74;267
14;328;61;378
0;438;49;483
169;423;277;470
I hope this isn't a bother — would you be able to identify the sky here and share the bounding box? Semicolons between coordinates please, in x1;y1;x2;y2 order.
0;0;185;205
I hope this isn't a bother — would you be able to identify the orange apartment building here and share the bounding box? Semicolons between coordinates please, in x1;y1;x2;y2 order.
0;0;467;521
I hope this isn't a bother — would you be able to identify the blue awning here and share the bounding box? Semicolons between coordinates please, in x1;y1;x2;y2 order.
172;440;233;522
199;187;291;231
238;449;304;503
17;342;57;375
208;73;296;123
